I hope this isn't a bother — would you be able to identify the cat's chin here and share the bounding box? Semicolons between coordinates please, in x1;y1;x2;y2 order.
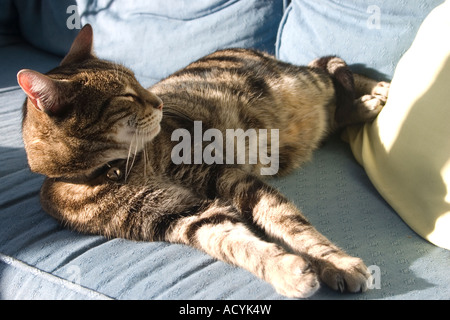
144;123;161;141
116;120;161;145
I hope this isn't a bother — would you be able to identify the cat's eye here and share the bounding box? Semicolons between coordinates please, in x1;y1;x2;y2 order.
121;93;146;107
121;93;138;101
106;166;123;181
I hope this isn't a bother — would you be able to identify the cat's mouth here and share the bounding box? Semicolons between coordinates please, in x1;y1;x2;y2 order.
136;122;161;141
119;119;161;182
128;114;162;140
118;108;163;142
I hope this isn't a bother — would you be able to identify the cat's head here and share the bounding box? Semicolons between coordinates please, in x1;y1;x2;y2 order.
19;24;163;179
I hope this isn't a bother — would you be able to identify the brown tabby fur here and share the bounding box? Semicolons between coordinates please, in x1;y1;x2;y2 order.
19;25;389;298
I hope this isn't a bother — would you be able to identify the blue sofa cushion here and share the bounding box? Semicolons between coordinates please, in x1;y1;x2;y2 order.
0;0;20;46
12;0;284;86
276;0;445;80
12;0;79;56
75;0;285;86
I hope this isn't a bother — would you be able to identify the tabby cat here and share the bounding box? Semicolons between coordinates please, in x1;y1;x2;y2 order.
18;25;389;298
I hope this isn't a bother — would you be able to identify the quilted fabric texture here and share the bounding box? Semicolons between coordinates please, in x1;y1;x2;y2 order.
276;0;445;80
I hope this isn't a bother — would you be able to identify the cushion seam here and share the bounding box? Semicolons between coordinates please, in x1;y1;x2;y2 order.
0;252;114;300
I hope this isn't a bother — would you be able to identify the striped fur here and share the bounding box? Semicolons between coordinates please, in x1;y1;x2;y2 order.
20;25;389;298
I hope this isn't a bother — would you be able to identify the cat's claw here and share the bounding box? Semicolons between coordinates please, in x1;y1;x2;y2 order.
354;94;385;122
352;80;390;123
268;254;320;298
372;81;390;102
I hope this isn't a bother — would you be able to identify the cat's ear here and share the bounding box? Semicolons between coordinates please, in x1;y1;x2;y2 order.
60;24;95;66
17;69;68;115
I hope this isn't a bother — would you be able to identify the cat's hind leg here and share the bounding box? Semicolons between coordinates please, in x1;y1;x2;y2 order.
308;57;390;128
351;74;390;124
354;74;390;99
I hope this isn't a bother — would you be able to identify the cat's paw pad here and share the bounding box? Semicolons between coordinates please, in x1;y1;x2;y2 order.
360;94;384;110
355;94;384;121
318;255;370;293
269;254;320;298
372;81;390;103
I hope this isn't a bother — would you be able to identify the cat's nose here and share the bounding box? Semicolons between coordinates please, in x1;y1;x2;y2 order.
146;92;163;110
152;98;163;111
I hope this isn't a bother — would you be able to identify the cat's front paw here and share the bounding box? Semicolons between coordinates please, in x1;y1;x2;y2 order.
316;255;370;293
267;254;320;298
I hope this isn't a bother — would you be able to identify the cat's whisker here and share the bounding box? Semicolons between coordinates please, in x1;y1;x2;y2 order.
129;130;140;181
145;130;151;165
112;59;122;83
125;141;132;182
125;130;138;182
142;133;147;180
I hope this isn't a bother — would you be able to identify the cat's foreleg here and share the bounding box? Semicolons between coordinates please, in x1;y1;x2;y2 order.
216;168;370;294
162;199;319;298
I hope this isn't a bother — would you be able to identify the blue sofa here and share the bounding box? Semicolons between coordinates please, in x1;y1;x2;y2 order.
1;0;449;300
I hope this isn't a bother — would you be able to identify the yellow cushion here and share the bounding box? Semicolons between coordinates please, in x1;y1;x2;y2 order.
344;1;450;250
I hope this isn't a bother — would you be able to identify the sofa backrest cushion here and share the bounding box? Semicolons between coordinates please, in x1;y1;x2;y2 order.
78;0;284;86
12;0;285;86
0;0;20;46
276;0;445;80
12;0;79;56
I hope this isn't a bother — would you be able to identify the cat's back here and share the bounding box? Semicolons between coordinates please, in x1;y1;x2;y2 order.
151;48;333;132
149;48;335;176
